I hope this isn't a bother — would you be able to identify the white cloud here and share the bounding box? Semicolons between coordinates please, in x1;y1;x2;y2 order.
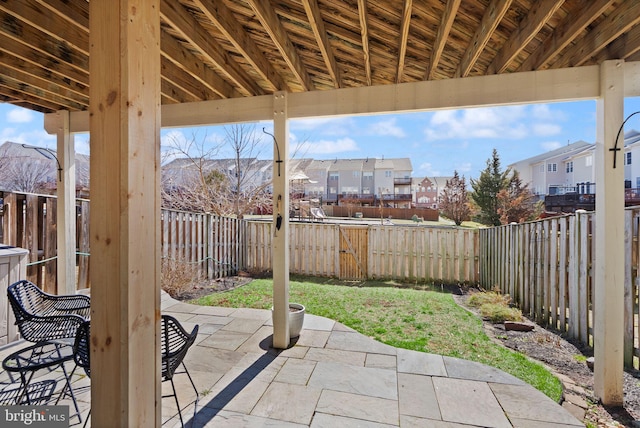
7;107;33;124
424;105;563;142
456;162;472;173
418;162;440;176
368;118;406;138
294;137;359;155
291;117;352;135
0;126;56;149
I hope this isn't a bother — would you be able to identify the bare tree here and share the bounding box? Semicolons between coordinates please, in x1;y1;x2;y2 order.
161;124;272;218
3;158;55;193
439;171;471;226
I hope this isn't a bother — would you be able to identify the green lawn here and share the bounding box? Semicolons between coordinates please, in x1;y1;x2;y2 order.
191;277;562;401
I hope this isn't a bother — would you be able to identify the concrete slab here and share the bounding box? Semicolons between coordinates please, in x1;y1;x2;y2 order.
304;347;367;366
326;331;397;355
398;373;441;420
251;382;322;425
365;353;397;370
443;356;526;385
315;389;399;425
198;329;253;351
308;361;398;400
397;348;447;376
433;377;512;428
274;358;317;385
311;413;397;428
221;318;266;334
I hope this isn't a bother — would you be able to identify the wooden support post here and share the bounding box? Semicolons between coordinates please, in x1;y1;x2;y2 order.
594;59;624;406
89;1;161;426
272;91;290;349
54;110;76;294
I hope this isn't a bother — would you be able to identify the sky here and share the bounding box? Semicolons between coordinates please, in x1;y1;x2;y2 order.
3;97;640;180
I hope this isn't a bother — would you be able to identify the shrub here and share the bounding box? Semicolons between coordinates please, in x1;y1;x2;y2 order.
161;256;202;298
468;290;522;323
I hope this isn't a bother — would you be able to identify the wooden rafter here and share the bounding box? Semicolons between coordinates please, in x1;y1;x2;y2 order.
518;0;614;72
160;31;237;99
455;0;512;78
160;56;219;101
35;0;89;32
594;23;640;62
486;1;564;75
247;0;315;91
396;0;413;83
552;0;640;69
357;0;372;86
302;0;341;89
425;0;461;80
160;0;263;97
193;0;287;92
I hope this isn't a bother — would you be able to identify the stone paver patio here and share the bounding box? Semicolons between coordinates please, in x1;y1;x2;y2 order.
0;292;584;427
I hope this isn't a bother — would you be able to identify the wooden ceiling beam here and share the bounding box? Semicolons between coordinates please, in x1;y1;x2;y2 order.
160;77;195;104
455;0;512;78
357;0;372;86
0;62;88;108
0;77;81;112
193;0;287;92
486;1;564;75
160;31;237;99
247;0;315;91
160;56;220;101
35;0;89;32
160;0;263;97
552;0;640;69
0;89;57;113
396;0;413;83
302;0;341;89
518;0;614;72
425;0;461;81
0;0;89;55
594;24;640;63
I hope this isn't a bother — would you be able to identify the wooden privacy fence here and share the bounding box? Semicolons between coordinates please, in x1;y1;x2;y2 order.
479;208;640;369
245;221;480;282
0;191;243;292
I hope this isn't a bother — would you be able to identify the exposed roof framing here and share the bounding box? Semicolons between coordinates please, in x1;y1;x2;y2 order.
2;0;640;114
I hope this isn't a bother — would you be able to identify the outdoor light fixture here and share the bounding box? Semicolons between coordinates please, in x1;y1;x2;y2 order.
22;144;63;182
611;111;640;168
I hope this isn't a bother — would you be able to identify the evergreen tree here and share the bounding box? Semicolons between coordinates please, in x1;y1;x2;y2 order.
470;149;510;226
497;170;541;224
439;171;470;226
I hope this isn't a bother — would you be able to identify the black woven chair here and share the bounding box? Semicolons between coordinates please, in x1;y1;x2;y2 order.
7;279;90;344
162;314;199;428
73;316;199;427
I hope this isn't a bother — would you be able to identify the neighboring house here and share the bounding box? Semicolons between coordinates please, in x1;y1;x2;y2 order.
0;141;90;195
414;176;453;209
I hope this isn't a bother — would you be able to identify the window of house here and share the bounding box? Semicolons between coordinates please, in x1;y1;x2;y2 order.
329;187;337;194
362;187;370;194
585;156;593;167
353;171;360;178
626;152;632;165
547;163;557;172
566;161;573;173
329;172;338;180
363;171;373;180
385;171;392;177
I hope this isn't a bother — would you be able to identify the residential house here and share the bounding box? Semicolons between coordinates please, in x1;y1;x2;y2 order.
414;176;454;209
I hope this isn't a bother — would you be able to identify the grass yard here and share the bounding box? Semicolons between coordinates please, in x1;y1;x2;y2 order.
191;276;562;402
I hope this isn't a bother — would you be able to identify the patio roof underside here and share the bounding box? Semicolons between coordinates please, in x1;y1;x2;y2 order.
2;0;640;115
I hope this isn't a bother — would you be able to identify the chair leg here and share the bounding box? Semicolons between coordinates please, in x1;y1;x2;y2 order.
169;379;184;428
181;362;199;425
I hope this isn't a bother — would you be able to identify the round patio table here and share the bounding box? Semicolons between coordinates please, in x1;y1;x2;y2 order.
2;340;80;421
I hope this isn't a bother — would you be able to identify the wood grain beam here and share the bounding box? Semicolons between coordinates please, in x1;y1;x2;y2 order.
35;0;89;31
193;0;287;92
160;56;220;101
247;0;315;91
518;0;614;72
160;0;263;96
486;1;564;75
0;81;72;112
357;0;372;86
425;0;461;80
552;0;640;69
302;0;341;89
594;23;640;63
160;31;237;99
396;0;413;83
0;0;89;55
455;0;512;78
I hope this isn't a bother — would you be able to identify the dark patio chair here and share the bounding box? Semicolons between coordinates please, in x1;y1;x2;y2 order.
162;314;199;427
73;315;199;427
7;279;90;344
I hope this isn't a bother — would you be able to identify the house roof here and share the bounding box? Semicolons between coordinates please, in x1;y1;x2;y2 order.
3;1;640;114
508;140;593;167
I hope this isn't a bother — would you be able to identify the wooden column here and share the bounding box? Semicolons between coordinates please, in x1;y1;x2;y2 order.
54;110;76;294
272;91;290;349
89;1;161;426
594;59;624;405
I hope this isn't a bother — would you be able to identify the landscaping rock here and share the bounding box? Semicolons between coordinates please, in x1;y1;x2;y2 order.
586;357;595;370
504;321;535;331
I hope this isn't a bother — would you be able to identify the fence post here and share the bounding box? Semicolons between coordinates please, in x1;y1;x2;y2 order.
624;209;634;368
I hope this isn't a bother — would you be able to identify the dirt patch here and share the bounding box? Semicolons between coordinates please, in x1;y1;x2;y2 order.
171;275;253;301
455;293;640;427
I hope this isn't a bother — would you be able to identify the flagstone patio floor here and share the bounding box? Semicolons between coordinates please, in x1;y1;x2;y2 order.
0;291;584;427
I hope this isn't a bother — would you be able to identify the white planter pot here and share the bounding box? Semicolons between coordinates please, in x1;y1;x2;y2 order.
272;303;306;338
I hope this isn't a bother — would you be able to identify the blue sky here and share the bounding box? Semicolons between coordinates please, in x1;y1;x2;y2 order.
2;98;640;180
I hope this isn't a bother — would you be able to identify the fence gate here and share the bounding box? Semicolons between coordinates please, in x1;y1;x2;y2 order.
339;226;368;280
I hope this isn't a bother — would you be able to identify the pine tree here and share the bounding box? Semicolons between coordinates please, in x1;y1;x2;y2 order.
470;149;510;226
439;171;470;226
496;170;541;224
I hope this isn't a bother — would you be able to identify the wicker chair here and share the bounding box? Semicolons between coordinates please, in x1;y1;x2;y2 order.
7;279;90;344
73;315;199;427
162;314;199;427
